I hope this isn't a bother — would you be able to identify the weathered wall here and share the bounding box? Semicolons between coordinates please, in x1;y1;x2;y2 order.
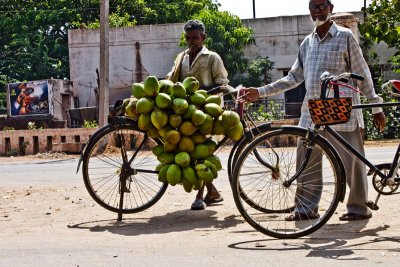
68;23;183;107
0;128;97;156
47;79;75;121
68;11;396;107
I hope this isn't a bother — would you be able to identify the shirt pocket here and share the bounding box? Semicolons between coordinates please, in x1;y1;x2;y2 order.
321;50;347;73
194;56;209;70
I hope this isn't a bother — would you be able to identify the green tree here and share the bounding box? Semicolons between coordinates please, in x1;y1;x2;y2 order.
189;10;255;81
0;0;100;84
360;0;400;72
0;0;219;87
232;56;274;87
89;0;219;27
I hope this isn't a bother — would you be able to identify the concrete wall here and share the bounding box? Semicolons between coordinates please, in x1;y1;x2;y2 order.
68;11;397;107
4;79;74;129
68;23;184;107
0;128;97;156
47;79;75;121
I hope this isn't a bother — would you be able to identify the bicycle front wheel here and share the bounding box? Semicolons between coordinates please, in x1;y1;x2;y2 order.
82;123;168;214
232;127;344;239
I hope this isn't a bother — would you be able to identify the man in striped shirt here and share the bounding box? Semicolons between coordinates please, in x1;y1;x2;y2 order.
243;0;386;221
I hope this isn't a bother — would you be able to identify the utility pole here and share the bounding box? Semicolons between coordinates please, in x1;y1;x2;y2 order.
363;0;367;18
252;0;256;19
99;0;109;127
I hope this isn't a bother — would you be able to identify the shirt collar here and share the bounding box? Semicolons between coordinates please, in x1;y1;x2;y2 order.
184;46;210;56
312;21;339;39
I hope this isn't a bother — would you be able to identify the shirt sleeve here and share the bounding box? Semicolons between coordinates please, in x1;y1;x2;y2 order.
211;54;229;85
347;34;383;114
166;57;177;79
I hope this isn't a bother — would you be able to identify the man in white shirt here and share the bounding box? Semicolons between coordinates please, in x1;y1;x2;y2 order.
167;20;228;210
242;0;386;221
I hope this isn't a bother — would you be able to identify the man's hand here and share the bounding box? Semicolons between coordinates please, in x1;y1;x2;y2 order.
241;87;260;102
373;112;386;132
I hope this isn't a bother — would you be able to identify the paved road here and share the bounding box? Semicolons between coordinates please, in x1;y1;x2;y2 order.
1;143;400;266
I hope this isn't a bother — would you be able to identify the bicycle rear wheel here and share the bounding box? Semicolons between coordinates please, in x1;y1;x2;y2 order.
82;123;168;214
232;127;344;239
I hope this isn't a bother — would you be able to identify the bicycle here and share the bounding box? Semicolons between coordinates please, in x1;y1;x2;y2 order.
76;85;278;220
231;72;400;239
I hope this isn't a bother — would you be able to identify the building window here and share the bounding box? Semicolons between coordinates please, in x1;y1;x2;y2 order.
73;97;80;108
282;70;306;118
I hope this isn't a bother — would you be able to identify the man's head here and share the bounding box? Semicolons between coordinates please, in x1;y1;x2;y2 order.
309;0;334;27
184;20;206;52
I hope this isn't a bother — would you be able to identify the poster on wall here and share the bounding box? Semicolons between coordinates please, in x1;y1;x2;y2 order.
8;81;50;116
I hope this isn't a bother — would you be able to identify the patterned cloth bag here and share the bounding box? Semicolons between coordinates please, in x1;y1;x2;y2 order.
308;79;353;126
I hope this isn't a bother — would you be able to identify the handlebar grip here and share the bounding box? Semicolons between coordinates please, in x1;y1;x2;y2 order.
207;86;221;95
350;73;364;81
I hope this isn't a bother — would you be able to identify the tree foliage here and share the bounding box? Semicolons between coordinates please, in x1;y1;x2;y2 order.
0;0;100;83
189;10;255;81
360;0;400;72
0;0;219;86
232;56;274;87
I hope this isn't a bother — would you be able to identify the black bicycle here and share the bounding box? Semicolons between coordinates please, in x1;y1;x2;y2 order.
76;85;280;220
231;72;400;238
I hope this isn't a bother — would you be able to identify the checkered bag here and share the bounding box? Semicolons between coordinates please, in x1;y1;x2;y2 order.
308;97;352;126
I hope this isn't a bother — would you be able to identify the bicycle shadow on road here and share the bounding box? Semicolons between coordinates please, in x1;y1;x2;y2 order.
228;222;400;259
68;209;241;236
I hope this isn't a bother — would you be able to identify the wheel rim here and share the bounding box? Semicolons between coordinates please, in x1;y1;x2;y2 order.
83;126;167;213
233;129;341;238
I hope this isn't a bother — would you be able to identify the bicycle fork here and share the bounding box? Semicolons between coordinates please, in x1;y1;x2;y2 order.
283;128;318;187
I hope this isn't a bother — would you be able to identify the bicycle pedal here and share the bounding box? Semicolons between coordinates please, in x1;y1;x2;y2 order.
366;200;379;211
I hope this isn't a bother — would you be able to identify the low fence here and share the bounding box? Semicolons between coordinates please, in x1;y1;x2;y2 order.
0;128;97;156
0;117;300;156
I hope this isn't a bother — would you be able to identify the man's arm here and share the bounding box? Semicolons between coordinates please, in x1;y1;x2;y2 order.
347;34;386;131
347;35;383;111
166;52;185;82
210;53;229;86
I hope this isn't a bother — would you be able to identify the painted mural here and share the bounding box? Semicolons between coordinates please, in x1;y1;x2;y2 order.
8;81;50;116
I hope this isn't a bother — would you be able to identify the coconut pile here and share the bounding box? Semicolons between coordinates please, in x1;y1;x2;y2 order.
120;76;243;192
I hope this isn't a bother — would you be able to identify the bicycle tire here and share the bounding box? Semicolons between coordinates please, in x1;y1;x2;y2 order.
227;122;273;180
226;123;295;213
82;123;168;214
232;127;344;239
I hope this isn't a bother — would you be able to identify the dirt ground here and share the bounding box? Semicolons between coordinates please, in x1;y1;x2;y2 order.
1;142;400;266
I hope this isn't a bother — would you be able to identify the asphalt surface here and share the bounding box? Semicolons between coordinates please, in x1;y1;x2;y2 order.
1;143;400;266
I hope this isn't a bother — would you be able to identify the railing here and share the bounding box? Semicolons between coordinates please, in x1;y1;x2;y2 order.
224;98;286;120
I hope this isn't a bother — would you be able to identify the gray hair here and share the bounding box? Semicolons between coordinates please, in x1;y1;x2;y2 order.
184;20;205;34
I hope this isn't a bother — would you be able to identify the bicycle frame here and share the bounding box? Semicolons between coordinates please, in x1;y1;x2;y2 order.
284;75;400;187
317;73;400;181
323;122;400;181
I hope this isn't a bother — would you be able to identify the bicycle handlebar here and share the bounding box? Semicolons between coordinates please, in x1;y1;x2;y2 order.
350;73;364;81
207;86;222;95
322;72;364;83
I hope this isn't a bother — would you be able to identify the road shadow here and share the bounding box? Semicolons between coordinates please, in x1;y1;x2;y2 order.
68;209;241;236
228;222;400;260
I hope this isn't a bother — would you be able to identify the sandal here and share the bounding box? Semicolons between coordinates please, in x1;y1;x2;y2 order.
339;213;372;221
204;196;224;206
191;199;206;210
285;212;320;221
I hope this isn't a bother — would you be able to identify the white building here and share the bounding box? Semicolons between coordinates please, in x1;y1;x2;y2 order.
68;11;397;117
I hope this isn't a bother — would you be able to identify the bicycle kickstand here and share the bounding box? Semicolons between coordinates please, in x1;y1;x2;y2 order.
366;197;380;211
